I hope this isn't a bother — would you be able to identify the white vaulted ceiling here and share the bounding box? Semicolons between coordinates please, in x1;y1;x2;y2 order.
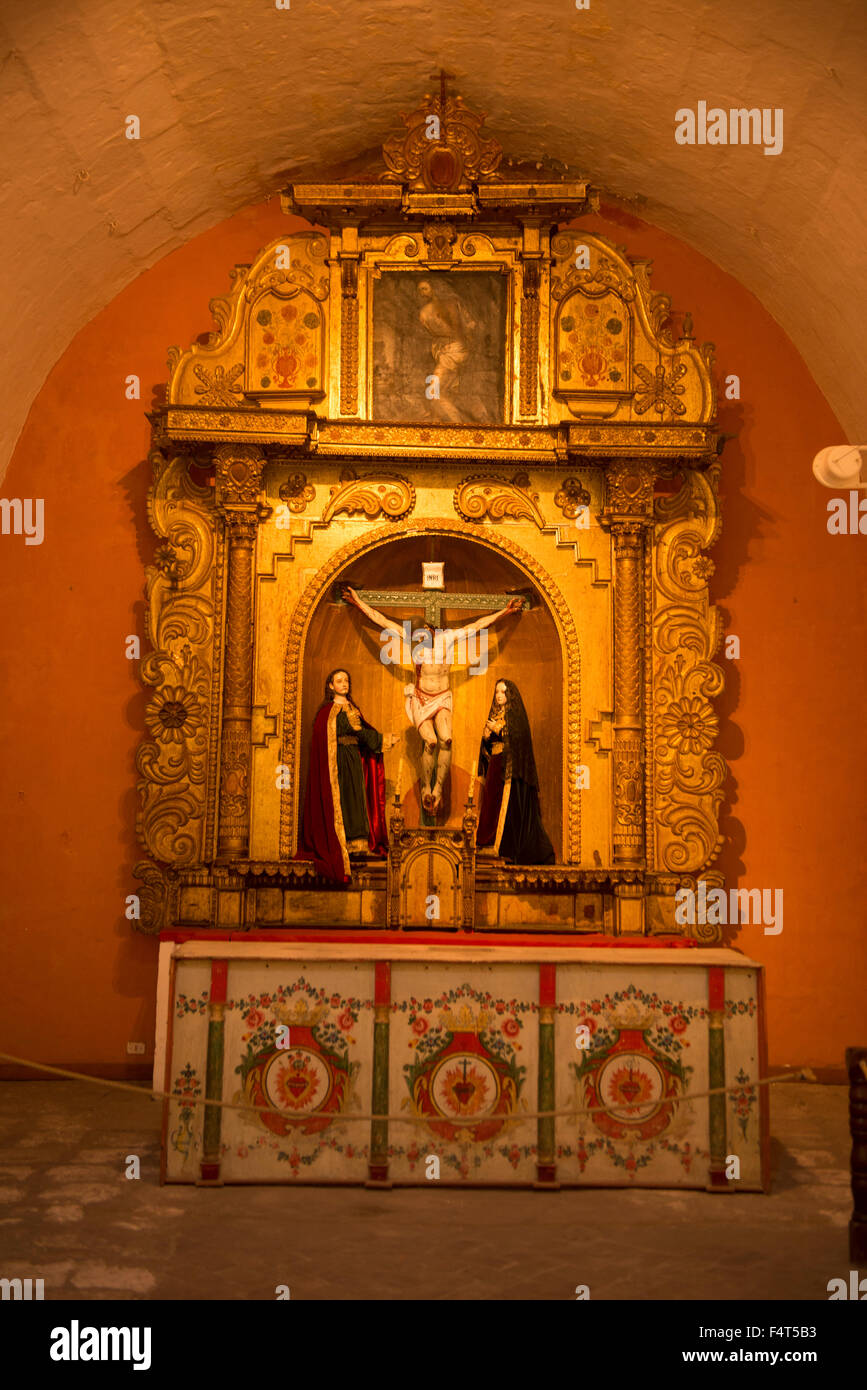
0;0;865;480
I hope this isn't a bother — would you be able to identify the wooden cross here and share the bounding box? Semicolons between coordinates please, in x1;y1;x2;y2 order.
429;68;455;114
337;582;529;629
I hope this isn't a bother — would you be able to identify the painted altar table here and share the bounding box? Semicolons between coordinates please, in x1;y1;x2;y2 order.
155;935;768;1191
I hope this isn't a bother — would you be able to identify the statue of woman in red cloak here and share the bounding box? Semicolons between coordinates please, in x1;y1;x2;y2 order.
297;668;397;884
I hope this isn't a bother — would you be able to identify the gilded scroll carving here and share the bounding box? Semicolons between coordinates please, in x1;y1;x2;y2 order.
320;468;415;524
551;232;674;340
132;860;178;936
245;234;329;301
551;236;638;307
652;464;726;877
453;472;545;528
137;454;215;866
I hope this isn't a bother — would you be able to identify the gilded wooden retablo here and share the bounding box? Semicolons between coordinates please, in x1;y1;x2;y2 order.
135;83;726;942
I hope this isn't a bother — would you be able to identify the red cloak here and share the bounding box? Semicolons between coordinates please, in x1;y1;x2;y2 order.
296;701;388;885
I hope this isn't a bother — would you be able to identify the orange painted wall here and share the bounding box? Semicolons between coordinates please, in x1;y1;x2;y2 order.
0;198;863;1073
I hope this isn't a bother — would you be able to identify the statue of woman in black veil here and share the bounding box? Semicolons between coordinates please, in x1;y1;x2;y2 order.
475;678;555;865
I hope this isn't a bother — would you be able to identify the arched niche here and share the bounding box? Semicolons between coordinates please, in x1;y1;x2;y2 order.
291;532;565;858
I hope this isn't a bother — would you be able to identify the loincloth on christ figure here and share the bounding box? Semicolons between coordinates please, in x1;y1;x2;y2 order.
404;683;453;731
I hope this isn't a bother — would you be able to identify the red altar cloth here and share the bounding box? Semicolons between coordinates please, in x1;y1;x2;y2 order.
161;928;703;949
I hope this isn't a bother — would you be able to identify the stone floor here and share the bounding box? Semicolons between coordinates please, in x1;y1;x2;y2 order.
0;1080;854;1300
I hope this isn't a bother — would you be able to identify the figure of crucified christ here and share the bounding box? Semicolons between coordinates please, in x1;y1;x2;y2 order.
343;586;524;814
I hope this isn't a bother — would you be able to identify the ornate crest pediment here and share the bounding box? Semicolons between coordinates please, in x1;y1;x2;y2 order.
283;76;593;225
381;84;503;193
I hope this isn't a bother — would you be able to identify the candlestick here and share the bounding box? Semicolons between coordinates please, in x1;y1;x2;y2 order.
468;757;477;803
395;756;405;804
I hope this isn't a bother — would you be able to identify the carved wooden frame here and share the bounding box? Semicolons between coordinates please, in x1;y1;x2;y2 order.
361;246;518;425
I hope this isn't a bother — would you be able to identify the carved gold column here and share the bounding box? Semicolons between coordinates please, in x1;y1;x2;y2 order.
611;519;645;865
215;445;270;860
339;256;359;416
519;257;541;417
603;461;654;930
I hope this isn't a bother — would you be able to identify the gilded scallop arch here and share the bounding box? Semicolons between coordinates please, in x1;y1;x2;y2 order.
278;519;582;863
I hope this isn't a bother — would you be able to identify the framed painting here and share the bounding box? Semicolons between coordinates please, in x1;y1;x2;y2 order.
371;269;508;424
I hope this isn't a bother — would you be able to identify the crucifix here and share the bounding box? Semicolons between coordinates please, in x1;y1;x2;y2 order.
430;67;455;118
340;567;528;816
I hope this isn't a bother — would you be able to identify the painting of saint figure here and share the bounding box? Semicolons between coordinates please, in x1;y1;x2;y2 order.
296;668;397;884
372;270;506;424
476;678;555;865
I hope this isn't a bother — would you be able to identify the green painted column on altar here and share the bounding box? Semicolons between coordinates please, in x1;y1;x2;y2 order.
368;961;391;1185
200;959;227;1184
536;963;558;1186
707;966;728;1190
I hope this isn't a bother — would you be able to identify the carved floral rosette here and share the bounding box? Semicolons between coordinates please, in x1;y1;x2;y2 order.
651;464;726;919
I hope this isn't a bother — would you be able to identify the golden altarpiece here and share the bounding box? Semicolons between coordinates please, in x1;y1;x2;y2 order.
144;89;767;1190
